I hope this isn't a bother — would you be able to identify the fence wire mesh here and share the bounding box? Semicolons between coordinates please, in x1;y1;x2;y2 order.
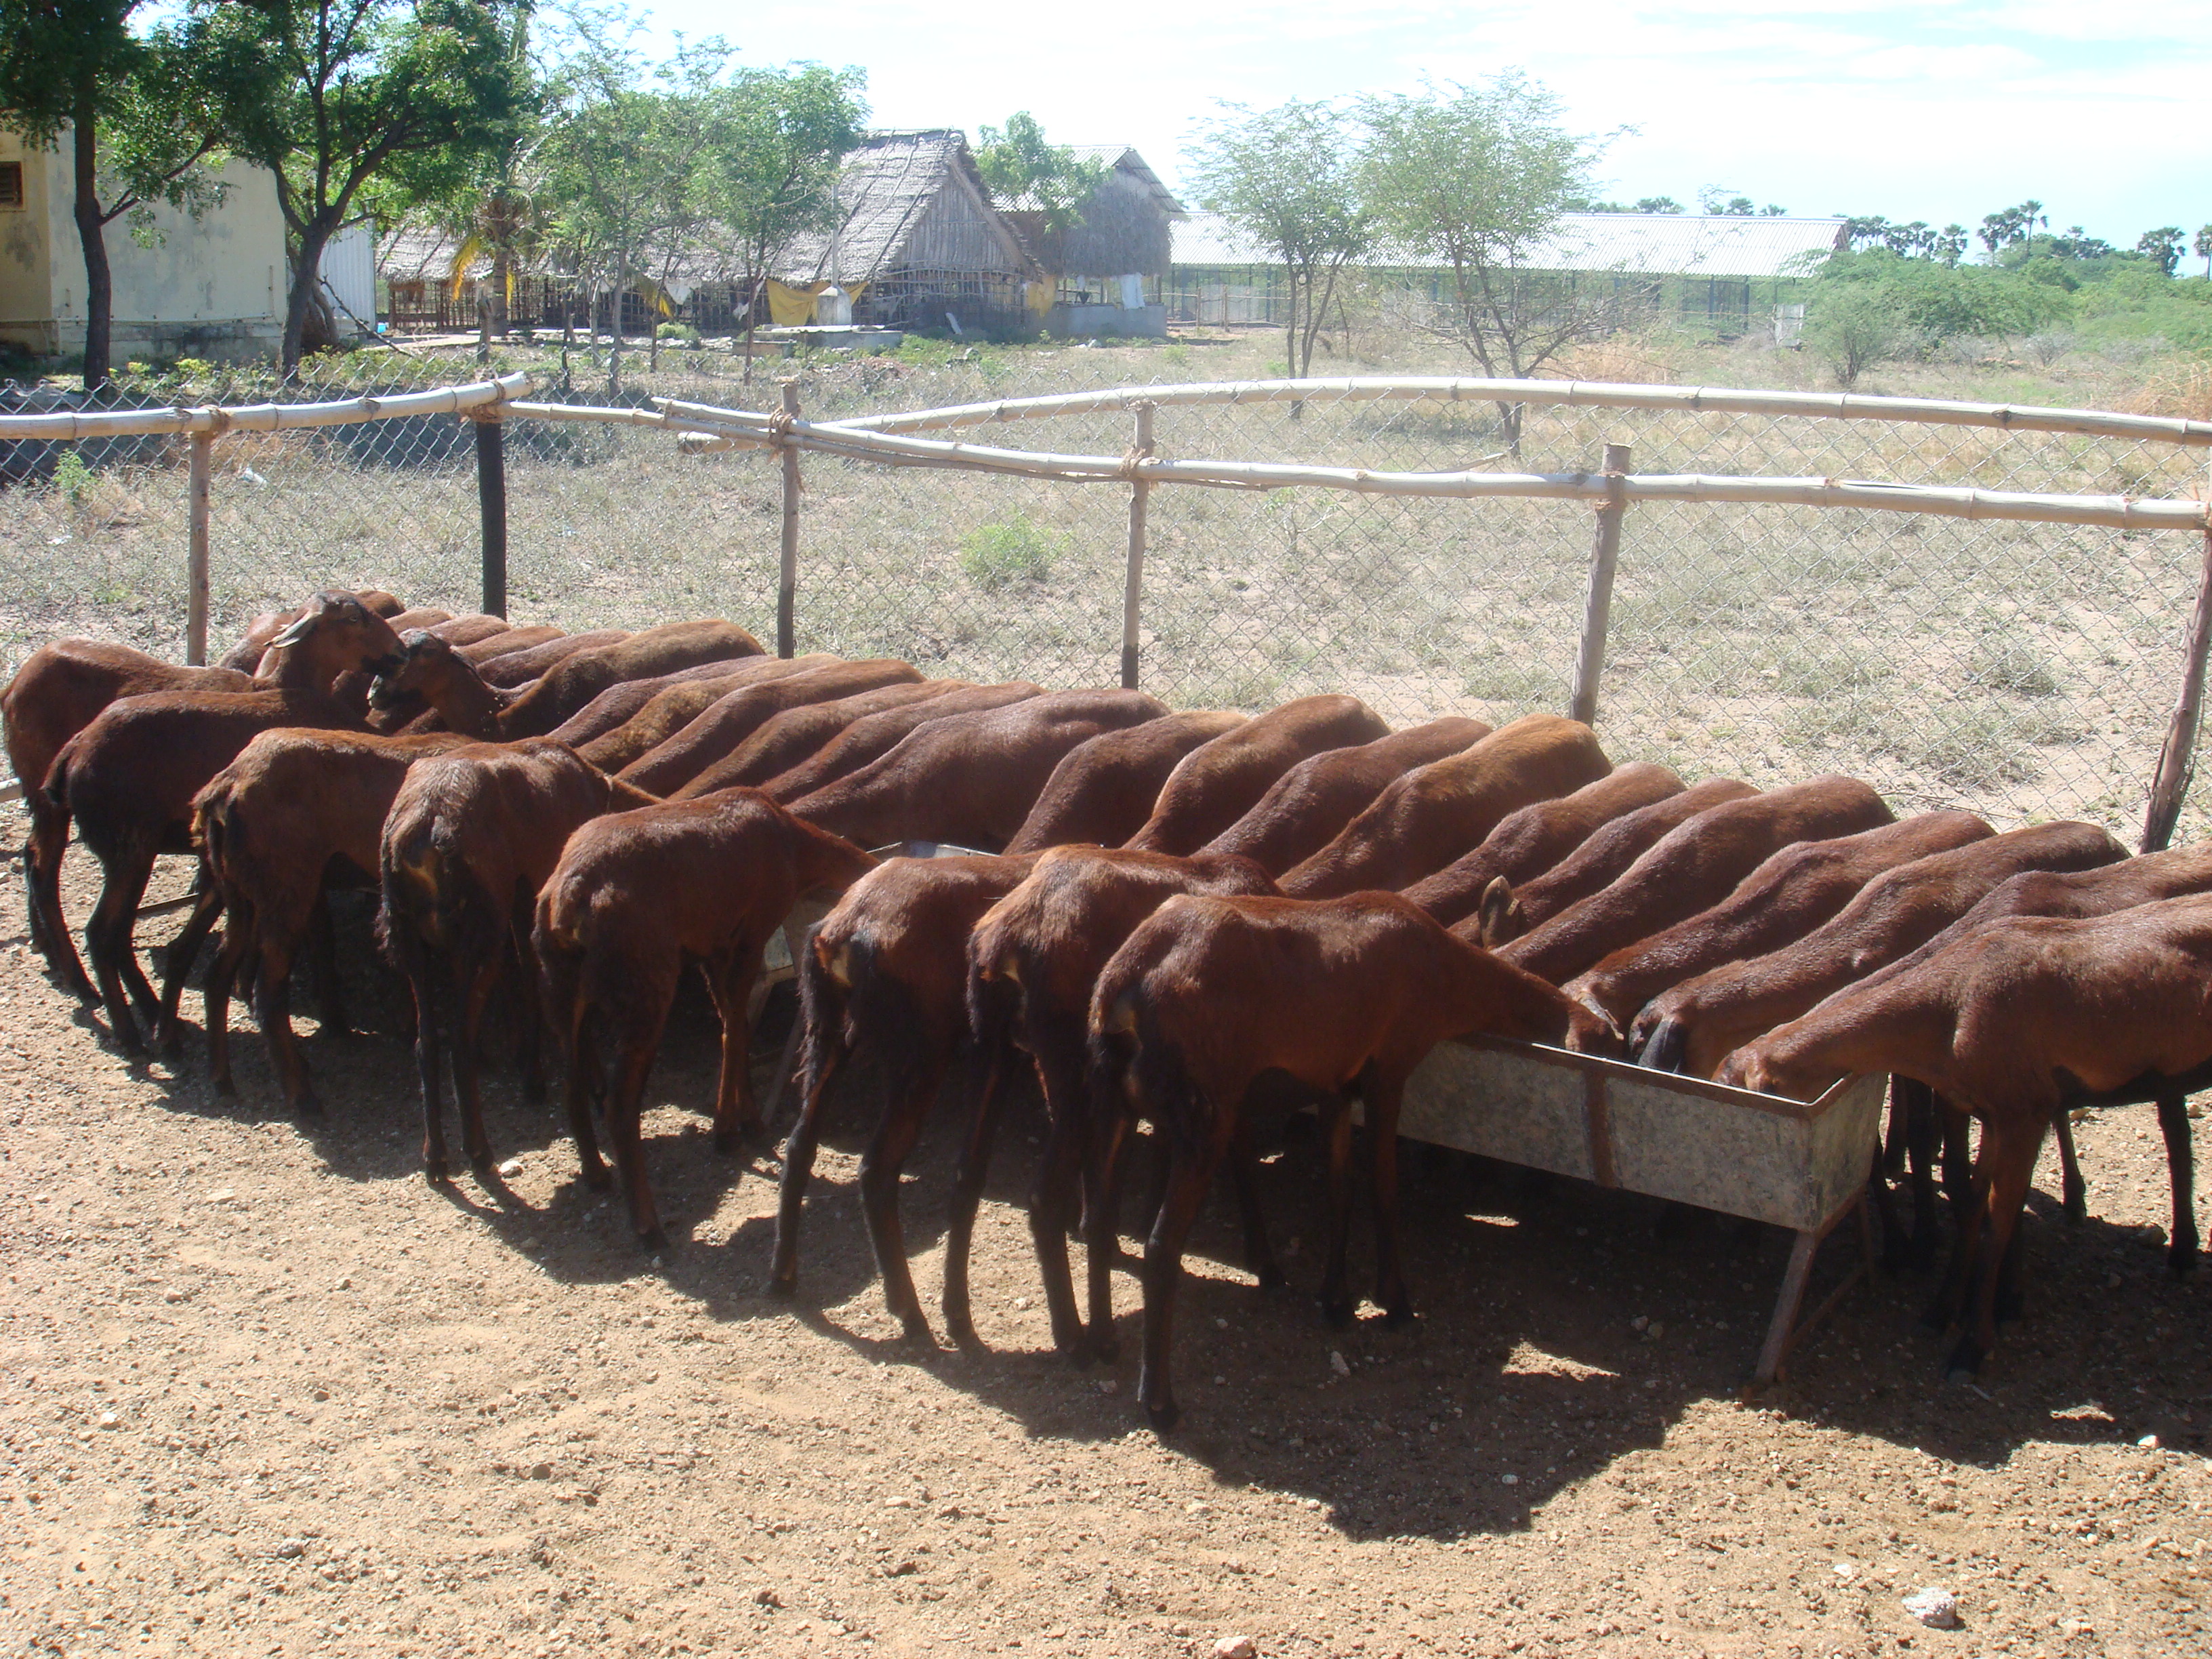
3;346;2206;844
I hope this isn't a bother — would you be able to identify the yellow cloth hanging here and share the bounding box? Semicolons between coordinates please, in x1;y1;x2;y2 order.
764;279;873;325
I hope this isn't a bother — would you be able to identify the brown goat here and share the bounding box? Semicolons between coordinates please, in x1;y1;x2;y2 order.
569;655;842;772
1279;714;1614;897
789;689;1168;851
1486;776;1897;987
1819;843;2212;1271
190;728;475;1109
669;681;969;802
456;624;563;665
493;619;765;738
1465;777;1760;941
544;657;791;749
533;790;876;1248
1717;894;2212;1377
1004;710;1248;855
1635;820;2129;1078
1560;811;1993;1050
1399;763;1687;926
216;589;406;673
614;660;926;797
42;594;407;1048
966;846;1282;1359
378;739;657;1174
1201;717;1492;876
1123;696;1393;857
1089;891;1576;1429
760;681;1045;802
478;628;632;689
771;853;1041;1340
5;644;252;1000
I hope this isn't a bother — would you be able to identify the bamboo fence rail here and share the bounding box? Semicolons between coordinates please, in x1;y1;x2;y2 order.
0;371;535;441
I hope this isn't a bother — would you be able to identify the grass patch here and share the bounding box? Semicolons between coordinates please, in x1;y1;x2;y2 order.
960;515;1061;590
1969;639;2063;697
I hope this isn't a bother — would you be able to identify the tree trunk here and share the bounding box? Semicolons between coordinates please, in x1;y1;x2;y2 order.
282;207;344;376
70;96;114;392
743;276;761;384
608;256;626;397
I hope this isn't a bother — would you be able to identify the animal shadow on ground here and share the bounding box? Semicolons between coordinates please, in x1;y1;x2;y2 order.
102;858;2212;1544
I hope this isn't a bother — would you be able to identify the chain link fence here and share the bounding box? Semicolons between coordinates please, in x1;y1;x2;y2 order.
4;346;2207;844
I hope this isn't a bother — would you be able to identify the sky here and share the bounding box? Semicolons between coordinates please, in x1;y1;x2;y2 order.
644;0;2211;243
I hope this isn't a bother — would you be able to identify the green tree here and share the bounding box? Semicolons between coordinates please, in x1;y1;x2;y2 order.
974;111;1103;235
535;5;725;392
190;0;528;372
697;64;866;379
2196;224;2212;280
1978;200;2046;260
1802;281;1914;388
2137;226;2185;279
1356;75;1614;449
1184;98;1370;392
0;1;228;388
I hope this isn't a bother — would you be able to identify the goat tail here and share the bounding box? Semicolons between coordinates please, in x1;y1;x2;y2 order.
1636;1014;1689;1074
794;924;856;1104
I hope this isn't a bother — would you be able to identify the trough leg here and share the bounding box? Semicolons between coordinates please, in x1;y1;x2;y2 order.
1753;1228;1821;1385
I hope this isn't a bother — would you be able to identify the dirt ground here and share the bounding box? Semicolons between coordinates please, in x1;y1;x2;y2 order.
4;806;2212;1659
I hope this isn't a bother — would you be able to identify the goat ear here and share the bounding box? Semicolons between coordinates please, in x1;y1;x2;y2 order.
1476;876;1517;947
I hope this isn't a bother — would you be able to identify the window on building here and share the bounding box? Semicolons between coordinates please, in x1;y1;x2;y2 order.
0;162;24;209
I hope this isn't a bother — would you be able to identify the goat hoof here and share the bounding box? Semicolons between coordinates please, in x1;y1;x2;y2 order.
1942;1338;1985;1381
1320;1295;1356;1330
1254;1264;1289;1294
712;1128;742;1157
1144;1399;1181;1436
423;1159;451;1183
638;1227;670;1253
2169;1244;2199;1277
765;1272;798;1300
212;1074;237;1099
2063;1195;2087;1225
1380;1300;1416;1330
583;1167;614;1193
292;1093;323;1120
1091;1330;1120;1364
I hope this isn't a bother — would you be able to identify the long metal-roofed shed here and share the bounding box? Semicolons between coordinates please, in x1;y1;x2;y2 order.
1168;211;1849;340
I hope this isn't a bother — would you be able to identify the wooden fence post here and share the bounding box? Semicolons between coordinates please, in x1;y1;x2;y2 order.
1120;401;1155;690
474;409;508;619
2140;503;2212;852
186;428;213;665
1569;441;1631;727
777;380;801;659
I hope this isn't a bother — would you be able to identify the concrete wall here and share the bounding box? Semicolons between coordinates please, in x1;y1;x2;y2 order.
1;134;285;362
1046;301;1166;339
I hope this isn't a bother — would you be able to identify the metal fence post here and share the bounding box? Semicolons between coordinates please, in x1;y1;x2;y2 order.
2140;496;2212;852
474;409;508;619
1568;441;1631;727
776;380;802;659
186;426;213;665
1120;401;1155;690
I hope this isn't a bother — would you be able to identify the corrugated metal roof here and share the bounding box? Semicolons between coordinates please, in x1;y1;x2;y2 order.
1172;211;1845;278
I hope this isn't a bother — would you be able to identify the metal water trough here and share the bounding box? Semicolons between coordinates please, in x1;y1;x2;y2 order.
1399;1035;1888;1382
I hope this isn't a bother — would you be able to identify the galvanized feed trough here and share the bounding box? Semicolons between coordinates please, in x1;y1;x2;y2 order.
1400;1035;1888;1381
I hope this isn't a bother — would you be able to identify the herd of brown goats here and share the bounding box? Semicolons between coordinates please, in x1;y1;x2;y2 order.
6;589;2211;1428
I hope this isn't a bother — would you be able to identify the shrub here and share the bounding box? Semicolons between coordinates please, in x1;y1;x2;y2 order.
53;447;93;506
960;515;1061;588
1802;284;1916;388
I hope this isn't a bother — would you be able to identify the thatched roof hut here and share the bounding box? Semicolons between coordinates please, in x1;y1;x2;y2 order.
1002;146;1186;289
776;130;1042;334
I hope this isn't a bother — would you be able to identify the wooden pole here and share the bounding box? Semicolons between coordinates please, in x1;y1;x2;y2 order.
477;292;492;365
1121;401;1154;690
777;380;801;659
2141;510;2212;852
1569;442;1631;727
186;430;211;665
474;411;508;619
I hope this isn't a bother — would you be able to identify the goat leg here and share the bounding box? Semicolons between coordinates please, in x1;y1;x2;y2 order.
155;878;225;1054
1939;1096;1974;1220
564;1020;613;1193
1317;1094;1359;1328
1926;1141;1995;1338
1901;1077;1944;1272
1027;1046;1094;1361
768;1012;847;1298
1226;1114;1285;1293
1360;1068;1414;1326
203;913;256;1096
509;915;546;1105
254;925;319;1116
2051;1107;2087;1223
86;842;159;1052
450;951;506;1172
1136;1132;1218;1435
942;1045;1009;1350
395;937;450;1179
705;947;770;1153
605;1017;671;1250
307;892;349;1039
857;1063;940;1346
27;793;97;1006
2158;1093;2198;1274
1082;1105;1138;1364
1946;1116;2044;1380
